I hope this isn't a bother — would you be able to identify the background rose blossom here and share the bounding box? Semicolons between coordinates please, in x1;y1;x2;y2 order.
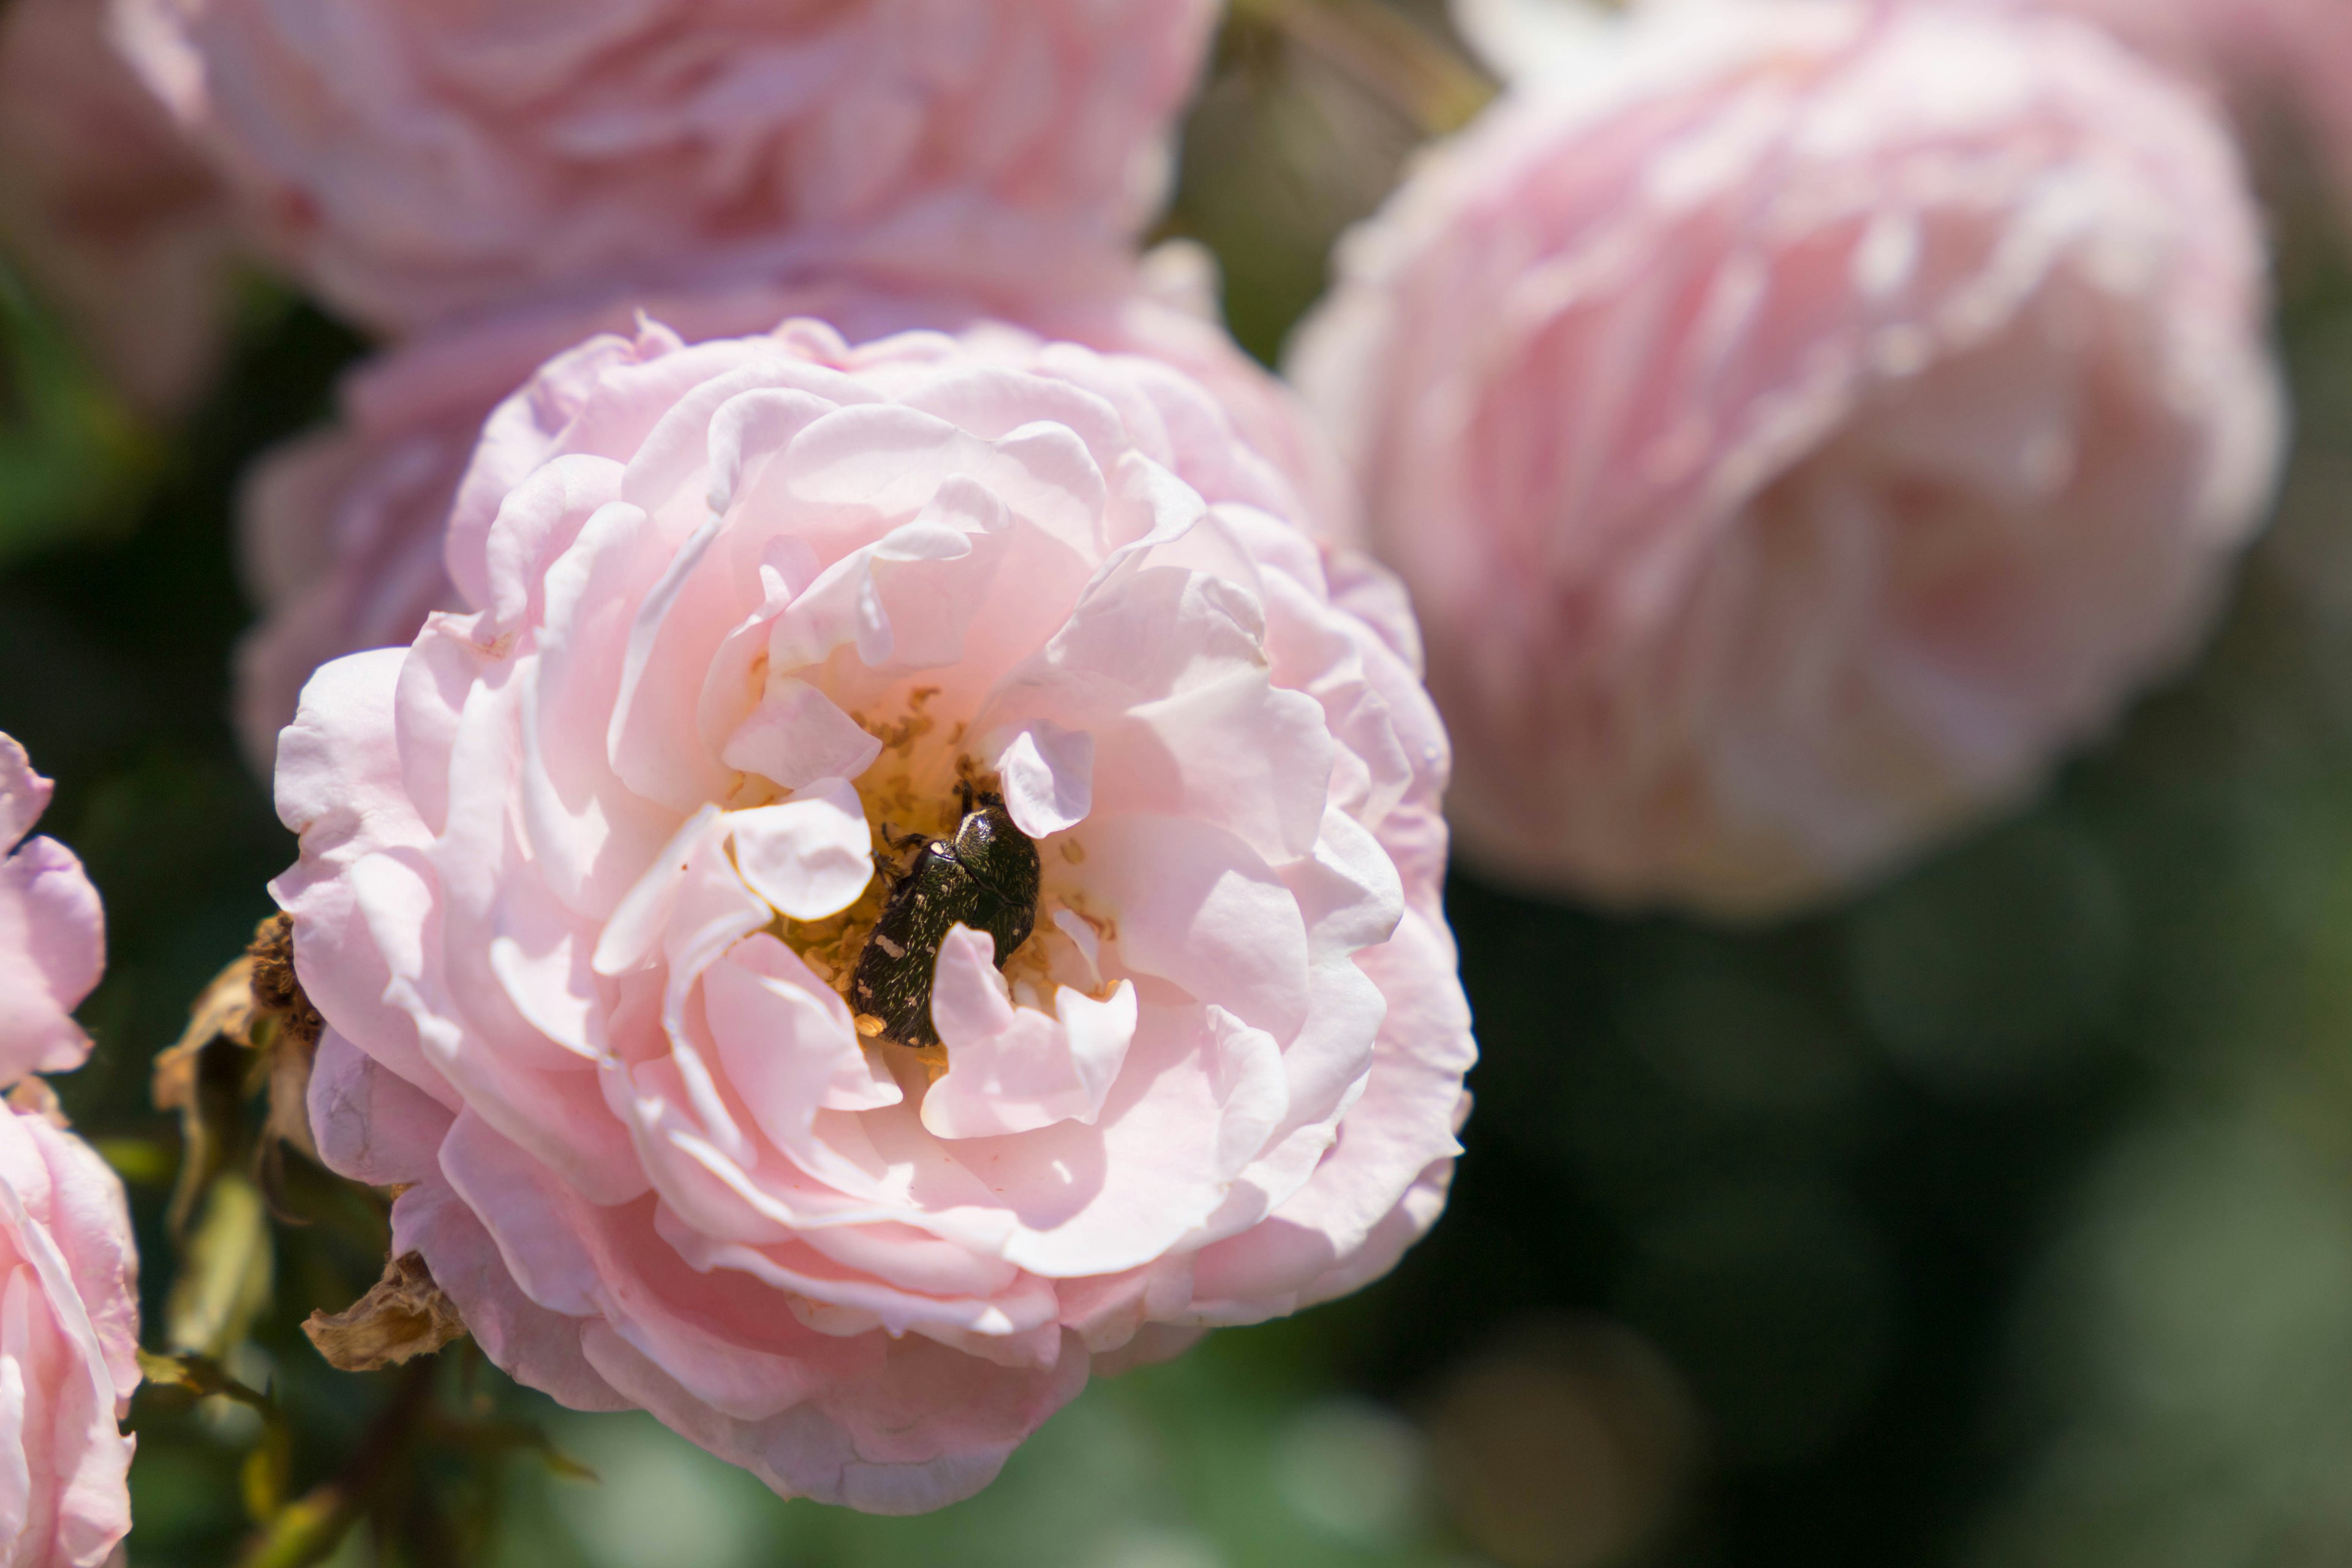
115;0;1221;335
1293;0;2285;916
0;1101;140;1568
233;251;1354;779
0;0;238;415
276;315;1469;1510
0;736;103;1088
1953;0;2352;222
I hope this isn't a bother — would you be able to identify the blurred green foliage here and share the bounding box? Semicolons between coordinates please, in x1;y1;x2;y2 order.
0;264;157;565
6;3;2352;1564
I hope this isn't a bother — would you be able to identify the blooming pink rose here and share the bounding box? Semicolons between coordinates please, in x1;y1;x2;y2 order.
234;257;1353;778
0;738;104;1088
0;0;238;414
0;1102;140;1568
1293;0;2284;915
117;0;1219;334
275;315;1469;1510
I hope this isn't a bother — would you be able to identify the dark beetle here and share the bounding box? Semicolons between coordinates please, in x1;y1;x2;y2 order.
850;784;1041;1050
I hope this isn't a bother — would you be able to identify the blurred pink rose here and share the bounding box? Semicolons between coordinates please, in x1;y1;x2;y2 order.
234;255;1352;778
1956;0;2352;219
1294;0;2284;916
0;737;104;1087
0;1101;140;1568
0;0;237;414
117;0;1219;334
276;315;1468;1510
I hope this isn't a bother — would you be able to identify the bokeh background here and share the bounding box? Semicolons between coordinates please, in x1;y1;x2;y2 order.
7;1;2352;1564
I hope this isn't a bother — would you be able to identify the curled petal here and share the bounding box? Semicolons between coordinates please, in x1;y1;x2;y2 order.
988;720;1095;839
724;682;884;796
730;781;876;922
924;926;1137;1139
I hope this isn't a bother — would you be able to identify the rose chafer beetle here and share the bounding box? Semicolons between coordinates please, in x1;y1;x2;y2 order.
851;783;1041;1051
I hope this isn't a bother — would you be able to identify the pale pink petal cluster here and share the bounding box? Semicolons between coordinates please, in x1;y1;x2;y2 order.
0;0;237;414
1954;0;2352;217
0;739;104;1088
234;257;1354;778
0;1102;140;1568
233;277;908;777
1294;0;2285;915
276;317;1469;1511
117;0;1219;334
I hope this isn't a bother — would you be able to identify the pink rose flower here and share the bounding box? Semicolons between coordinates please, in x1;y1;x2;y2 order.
1294;0;2284;916
234;257;1352;778
1954;0;2352;218
116;0;1219;334
0;1101;140;1568
0;737;104;1087
275;315;1469;1511
0;0;237;414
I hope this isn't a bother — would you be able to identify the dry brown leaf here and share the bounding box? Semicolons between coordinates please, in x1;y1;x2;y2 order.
157;952;263;1237
247;913;324;1054
159;918;334;1234
302;1253;467;1373
249;915;323;1166
155;954;257;1116
262;1041;320;1164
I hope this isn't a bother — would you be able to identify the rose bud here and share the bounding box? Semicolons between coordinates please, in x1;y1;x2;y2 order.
273;316;1472;1512
0;736;104;1087
0;0;237;415
114;0;1219;334
1294;0;2285;916
0;1099;140;1567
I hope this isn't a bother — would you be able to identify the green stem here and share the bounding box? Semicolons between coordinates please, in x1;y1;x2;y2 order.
233;1359;439;1568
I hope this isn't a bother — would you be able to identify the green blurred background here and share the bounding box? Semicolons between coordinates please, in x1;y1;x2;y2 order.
8;3;2352;1564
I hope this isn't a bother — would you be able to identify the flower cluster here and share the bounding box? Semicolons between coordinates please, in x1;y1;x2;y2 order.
8;0;1464;1529
0;0;2321;1541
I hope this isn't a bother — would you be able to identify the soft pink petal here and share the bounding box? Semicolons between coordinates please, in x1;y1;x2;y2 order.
923;927;1137;1139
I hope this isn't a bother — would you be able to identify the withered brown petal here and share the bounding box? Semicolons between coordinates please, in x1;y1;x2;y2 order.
247;912;324;1052
156;955;258;1117
302;1253;467;1373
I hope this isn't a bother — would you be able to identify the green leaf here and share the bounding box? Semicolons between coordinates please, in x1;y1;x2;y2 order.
166;1172;275;1361
232;1488;356;1568
137;1349;275;1413
94;1137;178;1189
